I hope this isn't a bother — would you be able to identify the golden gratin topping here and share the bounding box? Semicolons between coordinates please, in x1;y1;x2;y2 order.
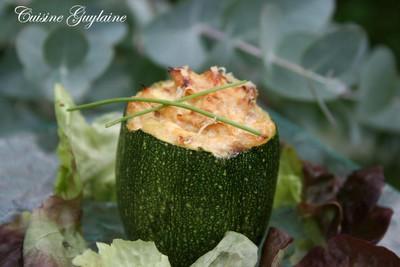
126;66;276;158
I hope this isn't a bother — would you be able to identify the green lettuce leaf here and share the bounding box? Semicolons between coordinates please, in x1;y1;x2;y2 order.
72;239;170;267
273;146;303;208
54;85;120;201
190;231;258;267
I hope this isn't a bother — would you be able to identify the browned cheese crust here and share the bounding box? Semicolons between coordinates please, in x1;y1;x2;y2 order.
126;66;276;158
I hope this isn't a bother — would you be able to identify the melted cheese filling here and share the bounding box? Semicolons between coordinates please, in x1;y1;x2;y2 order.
126;66;276;158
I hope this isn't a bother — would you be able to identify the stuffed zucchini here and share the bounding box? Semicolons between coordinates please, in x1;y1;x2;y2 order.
116;66;279;266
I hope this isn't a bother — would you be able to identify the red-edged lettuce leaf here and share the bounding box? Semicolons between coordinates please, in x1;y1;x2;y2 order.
23;196;86;267
298;201;342;239
260;227;400;267
0;213;30;267
260;227;293;267
0;226;23;267
295;234;400;267
302;162;341;204
301;163;393;243
337;166;393;243
269;207;325;266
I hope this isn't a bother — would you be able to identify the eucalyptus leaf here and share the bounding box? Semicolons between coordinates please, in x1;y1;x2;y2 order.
363;99;400;133
204;41;236;70
126;0;170;28
44;27;89;69
84;59;132;103
357;46;398;116
15;25;49;83
260;0;334;58
86;23;128;46
29;0;76;16
271;0;334;32
262;26;367;101
259;2;366;101
16;24;120;101
0;1;23;44
0;98;51;136
129;54;167;92
260;3;282;63
0;52;41;100
141;0;232;69
204;41;264;83
221;0;264;40
269;109;358;174
301;25;368;85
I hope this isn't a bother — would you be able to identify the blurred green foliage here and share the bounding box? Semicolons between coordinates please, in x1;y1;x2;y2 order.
0;0;399;188
335;0;400;66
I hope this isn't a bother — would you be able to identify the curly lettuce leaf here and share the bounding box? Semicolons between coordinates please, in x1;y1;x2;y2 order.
190;231;258;267
302;163;393;243
54;85;120;201
295;234;400;267
273;146;303;208
260;227;293;267
72;239;170;267
338;166;393;243
23;196;86;267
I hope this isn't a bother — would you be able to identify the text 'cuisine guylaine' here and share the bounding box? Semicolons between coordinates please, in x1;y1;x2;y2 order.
14;5;127;29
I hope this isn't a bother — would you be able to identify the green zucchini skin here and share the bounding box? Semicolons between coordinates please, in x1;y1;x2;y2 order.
116;124;279;267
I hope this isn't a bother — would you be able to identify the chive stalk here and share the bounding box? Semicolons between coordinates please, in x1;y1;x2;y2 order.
106;80;248;127
67;80;262;136
69;97;261;136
